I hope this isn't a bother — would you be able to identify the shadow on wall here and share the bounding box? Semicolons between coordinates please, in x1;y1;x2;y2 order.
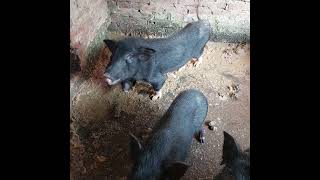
70;48;81;76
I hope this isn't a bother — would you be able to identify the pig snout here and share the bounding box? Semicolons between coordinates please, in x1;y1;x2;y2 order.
106;78;113;85
103;73;112;85
103;73;120;85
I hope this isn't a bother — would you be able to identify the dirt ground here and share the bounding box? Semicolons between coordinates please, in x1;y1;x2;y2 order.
70;41;250;180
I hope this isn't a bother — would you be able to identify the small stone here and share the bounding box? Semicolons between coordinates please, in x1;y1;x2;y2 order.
209;121;215;126
213;126;217;131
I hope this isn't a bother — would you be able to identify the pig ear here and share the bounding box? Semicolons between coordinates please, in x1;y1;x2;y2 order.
103;39;117;52
136;47;156;61
164;161;190;179
129;133;143;160
221;131;240;166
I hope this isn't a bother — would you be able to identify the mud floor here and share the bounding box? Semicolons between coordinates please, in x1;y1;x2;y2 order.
70;41;250;180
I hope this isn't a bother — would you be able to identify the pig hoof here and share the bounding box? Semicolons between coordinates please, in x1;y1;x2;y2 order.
123;87;131;93
198;129;205;144
193;56;203;67
151;94;161;100
150;91;162;100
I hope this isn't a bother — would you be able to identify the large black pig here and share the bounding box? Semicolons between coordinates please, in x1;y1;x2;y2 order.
103;20;211;100
129;89;208;179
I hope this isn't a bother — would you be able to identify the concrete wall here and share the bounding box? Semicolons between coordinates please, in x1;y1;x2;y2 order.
107;0;250;42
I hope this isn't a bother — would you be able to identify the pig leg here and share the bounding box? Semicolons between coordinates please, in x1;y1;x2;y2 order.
194;55;204;67
122;80;136;92
150;75;166;100
193;128;205;144
197;128;205;144
192;47;205;67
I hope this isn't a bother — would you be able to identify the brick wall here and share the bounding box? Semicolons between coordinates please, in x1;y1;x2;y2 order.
70;0;249;69
107;0;250;42
70;0;110;67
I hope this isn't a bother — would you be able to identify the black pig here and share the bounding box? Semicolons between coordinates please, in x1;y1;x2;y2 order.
129;89;208;180
103;20;211;100
218;131;250;180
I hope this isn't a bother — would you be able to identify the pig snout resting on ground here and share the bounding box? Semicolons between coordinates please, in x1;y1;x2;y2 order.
129;89;208;180
216;131;250;180
103;20;211;100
